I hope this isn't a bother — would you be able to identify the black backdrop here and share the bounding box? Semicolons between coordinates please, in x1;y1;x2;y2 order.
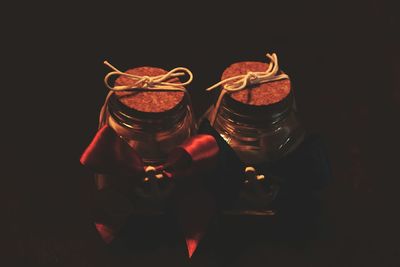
3;1;400;266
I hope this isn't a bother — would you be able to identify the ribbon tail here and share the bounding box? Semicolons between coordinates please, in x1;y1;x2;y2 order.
186;234;204;258
161;134;219;258
95;223;115;244
175;183;216;259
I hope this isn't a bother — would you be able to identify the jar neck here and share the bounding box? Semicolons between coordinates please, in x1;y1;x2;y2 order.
216;89;294;128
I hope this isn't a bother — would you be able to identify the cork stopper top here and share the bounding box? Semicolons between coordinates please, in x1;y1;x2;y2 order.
221;61;291;106
114;67;185;113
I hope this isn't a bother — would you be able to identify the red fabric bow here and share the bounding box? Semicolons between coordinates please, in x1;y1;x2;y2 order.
80;125;219;258
80;125;219;178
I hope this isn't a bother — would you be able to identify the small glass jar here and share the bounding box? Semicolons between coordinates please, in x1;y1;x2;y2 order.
89;64;197;244
209;84;305;215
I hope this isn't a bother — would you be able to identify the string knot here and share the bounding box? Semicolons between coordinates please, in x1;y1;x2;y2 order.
247;72;260;84
137;76;154;88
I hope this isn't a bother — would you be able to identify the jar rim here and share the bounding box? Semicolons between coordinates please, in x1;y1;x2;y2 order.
108;91;189;131
108;91;187;118
221;86;294;124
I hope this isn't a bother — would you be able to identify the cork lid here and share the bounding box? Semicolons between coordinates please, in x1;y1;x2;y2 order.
220;61;293;122
222;61;291;105
114;66;185;113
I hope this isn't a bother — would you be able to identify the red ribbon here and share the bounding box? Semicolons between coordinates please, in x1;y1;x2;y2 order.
80;125;219;178
80;125;219;257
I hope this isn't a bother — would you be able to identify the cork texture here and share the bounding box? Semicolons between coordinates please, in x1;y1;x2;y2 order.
114;67;184;113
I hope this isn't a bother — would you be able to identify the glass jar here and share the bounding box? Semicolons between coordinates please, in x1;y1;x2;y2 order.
209;86;305;215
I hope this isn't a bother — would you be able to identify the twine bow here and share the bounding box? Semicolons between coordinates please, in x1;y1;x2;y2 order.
103;61;193;91
206;53;289;125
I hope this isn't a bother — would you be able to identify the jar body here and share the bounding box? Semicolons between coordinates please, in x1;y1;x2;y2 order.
212;103;304;165
209;94;305;214
104;93;196;165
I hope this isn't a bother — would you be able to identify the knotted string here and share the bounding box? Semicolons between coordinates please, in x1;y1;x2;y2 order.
206;53;289;125
99;61;194;128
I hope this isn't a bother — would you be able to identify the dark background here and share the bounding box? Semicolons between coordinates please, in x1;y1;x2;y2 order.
3;1;400;266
